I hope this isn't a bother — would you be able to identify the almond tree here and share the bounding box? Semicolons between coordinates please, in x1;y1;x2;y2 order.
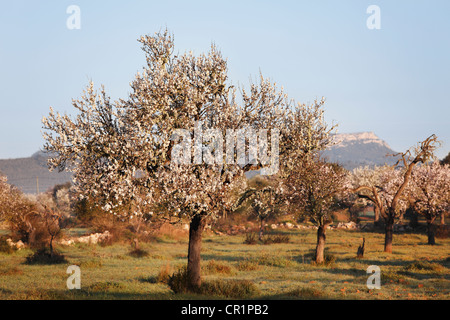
409;161;450;245
349;165;388;224
284;159;348;264
0;175;37;243
0;176;63;254
353;135;440;253
273;98;339;264
42;29;339;289
234;183;281;241
42;30;293;291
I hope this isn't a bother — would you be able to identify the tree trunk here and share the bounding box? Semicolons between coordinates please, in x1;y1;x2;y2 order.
384;215;394;253
258;218;264;241
426;218;436;245
315;225;326;264
49;237;54;257
408;208;419;228
187;214;206;291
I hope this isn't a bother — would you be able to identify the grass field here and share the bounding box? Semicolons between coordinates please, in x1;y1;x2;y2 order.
0;227;448;300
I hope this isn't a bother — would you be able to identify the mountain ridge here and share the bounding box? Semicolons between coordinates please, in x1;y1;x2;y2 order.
321;131;399;170
0;151;72;194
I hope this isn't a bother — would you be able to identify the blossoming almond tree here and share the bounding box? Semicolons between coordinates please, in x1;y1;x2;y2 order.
42;29;295;290
233;183;281;241
284;159;348;264
353;135;440;253
409;161;450;245
272;97;340;264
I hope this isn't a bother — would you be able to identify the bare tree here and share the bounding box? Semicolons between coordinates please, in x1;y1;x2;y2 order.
34;196;64;257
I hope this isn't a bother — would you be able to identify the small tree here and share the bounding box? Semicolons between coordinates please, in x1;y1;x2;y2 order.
285;159;348;264
353;135;440;253
0;175;37;243
409;161;450;245
34;194;64;256
234;182;281;241
0;176;64;255
276;99;339;264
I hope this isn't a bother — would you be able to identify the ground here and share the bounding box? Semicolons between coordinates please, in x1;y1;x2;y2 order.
0;227;448;300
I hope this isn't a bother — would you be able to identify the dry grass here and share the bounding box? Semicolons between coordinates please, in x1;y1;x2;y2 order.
204;260;235;275
0;226;448;300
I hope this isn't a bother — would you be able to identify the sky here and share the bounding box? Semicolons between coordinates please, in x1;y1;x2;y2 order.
0;0;449;160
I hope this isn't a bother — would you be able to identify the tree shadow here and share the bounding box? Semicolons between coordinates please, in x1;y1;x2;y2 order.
40;288;175;300
200;254;243;263
348;258;410;267
397;270;449;281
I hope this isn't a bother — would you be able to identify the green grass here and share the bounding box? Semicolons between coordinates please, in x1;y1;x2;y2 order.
0;228;448;300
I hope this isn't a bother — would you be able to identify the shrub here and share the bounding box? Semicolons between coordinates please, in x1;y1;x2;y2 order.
1;187;65;251
382;271;405;283
243;232;258;245
287;287;324;299
403;261;444;273
128;248;149;258
200;279;260;298
237;259;261;271
167;266;190;294
156;264;172;284
262;234;290;244
204;260;234;275
88;281;125;292
167;266;260;298
25;248;67;265
2;200;37;244
324;253;336;266
141;264;174;284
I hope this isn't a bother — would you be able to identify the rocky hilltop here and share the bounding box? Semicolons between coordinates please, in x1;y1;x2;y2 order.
321;132;399;170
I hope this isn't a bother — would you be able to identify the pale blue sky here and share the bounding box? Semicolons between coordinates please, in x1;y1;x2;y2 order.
0;0;449;159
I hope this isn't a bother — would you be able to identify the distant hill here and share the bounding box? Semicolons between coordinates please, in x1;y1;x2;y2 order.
0;151;72;194
321;132;399;170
